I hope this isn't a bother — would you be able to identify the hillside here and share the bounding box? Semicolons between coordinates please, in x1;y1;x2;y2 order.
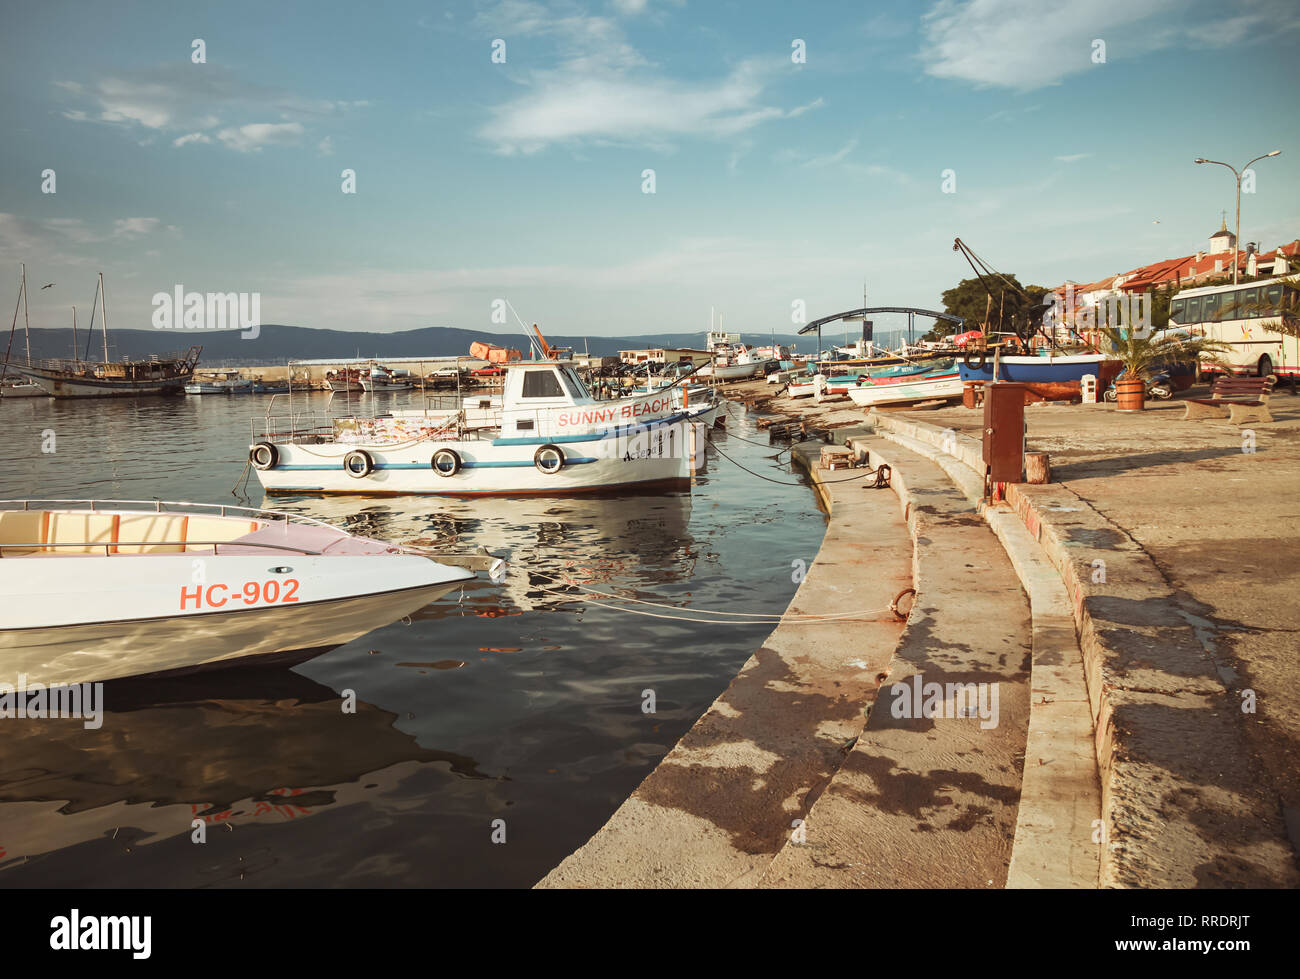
5;323;902;366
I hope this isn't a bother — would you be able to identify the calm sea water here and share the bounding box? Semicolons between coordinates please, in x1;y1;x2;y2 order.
0;390;825;887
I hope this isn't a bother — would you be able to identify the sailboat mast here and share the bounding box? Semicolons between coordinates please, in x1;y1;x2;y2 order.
72;306;78;363
99;272;109;365
21;263;30;365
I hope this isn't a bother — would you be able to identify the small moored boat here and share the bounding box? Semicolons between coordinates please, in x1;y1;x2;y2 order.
0;500;478;686
846;368;964;407
249;360;720;496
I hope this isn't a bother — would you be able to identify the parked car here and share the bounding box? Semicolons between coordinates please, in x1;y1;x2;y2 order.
471;365;506;377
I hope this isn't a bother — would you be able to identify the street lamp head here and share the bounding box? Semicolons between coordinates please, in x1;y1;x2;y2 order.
1266;150;1281;157
1194;158;1206;164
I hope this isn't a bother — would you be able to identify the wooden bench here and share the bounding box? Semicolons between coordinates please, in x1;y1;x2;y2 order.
1183;375;1275;424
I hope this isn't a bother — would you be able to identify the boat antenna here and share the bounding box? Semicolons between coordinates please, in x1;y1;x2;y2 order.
72;306;77;364
503;298;546;359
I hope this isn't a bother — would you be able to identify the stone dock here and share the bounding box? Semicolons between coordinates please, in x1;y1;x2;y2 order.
539;376;1300;888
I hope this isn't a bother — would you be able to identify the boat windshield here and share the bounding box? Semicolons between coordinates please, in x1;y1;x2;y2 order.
559;367;590;400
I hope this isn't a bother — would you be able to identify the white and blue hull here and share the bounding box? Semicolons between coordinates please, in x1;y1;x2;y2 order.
254;409;710;496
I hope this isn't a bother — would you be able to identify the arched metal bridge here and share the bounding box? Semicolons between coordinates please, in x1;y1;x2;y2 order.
797;306;965;353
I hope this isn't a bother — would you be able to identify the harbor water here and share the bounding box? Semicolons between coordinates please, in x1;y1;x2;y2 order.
0;391;826;887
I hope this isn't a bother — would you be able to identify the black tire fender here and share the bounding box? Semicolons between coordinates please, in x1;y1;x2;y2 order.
963;347;987;371
343;450;374;478
249;441;278;470
534;444;565;475
431;448;461;477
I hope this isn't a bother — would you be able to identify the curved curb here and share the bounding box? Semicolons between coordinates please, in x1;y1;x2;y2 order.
851;427;1100;887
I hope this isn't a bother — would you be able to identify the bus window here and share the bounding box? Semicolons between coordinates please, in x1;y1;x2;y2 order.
1169;297;1185;324
1202;293;1221;321
1263;283;1283;314
1240;288;1259;319
1184;295;1202;323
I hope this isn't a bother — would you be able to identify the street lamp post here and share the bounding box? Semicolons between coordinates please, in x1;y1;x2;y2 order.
1194;151;1282;284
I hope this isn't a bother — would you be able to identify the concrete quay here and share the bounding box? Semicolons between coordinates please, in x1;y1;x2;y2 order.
747;378;1300;888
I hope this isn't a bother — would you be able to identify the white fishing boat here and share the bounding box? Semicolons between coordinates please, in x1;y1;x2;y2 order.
0;380;46;399
697;343;764;381
249;360;719;496
845;369;964;407
0;499;480;687
185;370;253;395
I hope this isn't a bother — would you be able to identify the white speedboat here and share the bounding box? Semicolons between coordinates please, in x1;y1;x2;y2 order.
846;369;964;407
248;360;719;496
0;500;477;686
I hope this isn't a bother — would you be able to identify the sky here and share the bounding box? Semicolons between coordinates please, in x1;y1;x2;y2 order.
1;0;1298;342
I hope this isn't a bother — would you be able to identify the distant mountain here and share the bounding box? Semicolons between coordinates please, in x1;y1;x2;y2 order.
6;323;907;366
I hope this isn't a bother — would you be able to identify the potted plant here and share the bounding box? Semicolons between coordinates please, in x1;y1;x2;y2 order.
1099;325;1229;411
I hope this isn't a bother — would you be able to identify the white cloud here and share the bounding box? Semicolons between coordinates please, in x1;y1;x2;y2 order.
483;58;809;154
113;217;162;237
919;0;1300;90
475;1;810;153
1054;153;1092;163
803;139;858;168
318;135;335;156
54;64;367;152
216;122;305;153
919;0;1178;90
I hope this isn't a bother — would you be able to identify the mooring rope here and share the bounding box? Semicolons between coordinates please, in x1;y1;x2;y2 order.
705;431;889;487
526;570;892;622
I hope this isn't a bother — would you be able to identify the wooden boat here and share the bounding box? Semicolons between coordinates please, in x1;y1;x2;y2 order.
326;368;364;392
249;360;719;496
0;499;477;686
9;273;200;398
957;350;1122;400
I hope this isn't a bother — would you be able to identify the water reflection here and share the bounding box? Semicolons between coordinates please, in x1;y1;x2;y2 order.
0;663;493;880
0;398;827;886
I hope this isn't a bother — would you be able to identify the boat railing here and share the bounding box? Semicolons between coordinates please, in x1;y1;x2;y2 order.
0;539;324;558
0;498;345;534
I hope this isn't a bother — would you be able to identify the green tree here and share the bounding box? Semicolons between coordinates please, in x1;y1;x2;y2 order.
933;276;1050;341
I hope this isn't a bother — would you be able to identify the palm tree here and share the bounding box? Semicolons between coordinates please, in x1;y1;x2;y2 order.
1099;326;1231;380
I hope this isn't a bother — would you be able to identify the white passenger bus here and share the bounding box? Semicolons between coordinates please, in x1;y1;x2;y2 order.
1169;275;1299;378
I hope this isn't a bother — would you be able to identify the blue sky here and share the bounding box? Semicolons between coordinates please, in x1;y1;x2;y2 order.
1;0;1297;340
